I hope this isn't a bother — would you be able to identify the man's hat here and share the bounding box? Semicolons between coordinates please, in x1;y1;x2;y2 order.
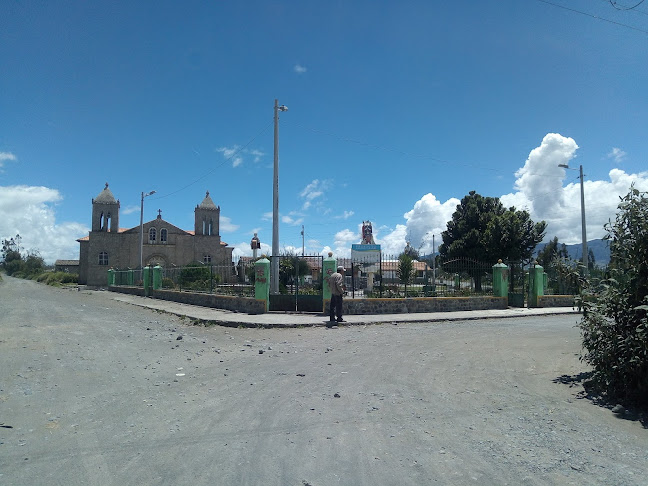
337;265;345;272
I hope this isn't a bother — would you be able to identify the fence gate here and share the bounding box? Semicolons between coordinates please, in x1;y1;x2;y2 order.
269;255;323;312
507;261;526;308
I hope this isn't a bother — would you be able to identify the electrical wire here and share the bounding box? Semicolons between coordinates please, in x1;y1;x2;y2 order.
152;120;273;200
286;120;565;180
536;0;648;34
609;0;646;11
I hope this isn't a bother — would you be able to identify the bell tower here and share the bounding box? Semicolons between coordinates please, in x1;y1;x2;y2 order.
91;183;120;232
194;191;220;236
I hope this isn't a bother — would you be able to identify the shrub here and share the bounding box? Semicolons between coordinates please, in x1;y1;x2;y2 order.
580;188;648;405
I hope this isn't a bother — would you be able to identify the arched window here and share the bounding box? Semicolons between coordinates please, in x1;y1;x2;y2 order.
149;228;156;243
160;228;168;243
203;254;212;264
208;219;213;236
98;252;109;265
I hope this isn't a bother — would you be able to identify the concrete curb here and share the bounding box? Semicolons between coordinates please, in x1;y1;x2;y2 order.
110;293;581;328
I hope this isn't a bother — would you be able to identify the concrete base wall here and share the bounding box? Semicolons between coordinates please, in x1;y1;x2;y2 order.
109;286;266;314
326;296;508;315
537;295;577;308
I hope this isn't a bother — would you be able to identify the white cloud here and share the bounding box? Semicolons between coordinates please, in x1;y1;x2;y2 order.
299;179;330;210
0;152;17;171
294;64;307;74
402;193;460;254
231;240;272;261
0;185;89;264
216;146;264;168
608;147;627;164
338;210;354;220
376;224;409;257
121;205;140;215
501;133;648;245
219;215;239;233
324;228;357;258
281;214;304;226
512;133;578;217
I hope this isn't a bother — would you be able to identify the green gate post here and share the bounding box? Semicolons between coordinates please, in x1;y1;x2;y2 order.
107;268;115;286
492;259;509;298
153;265;162;290
127;269;135;286
143;266;152;297
528;262;544;308
254;256;270;312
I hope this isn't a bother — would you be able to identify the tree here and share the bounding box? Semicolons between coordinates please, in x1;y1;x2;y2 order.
536;236;569;270
278;252;310;292
580;187;648;404
2;234;24;276
440;191;546;263
397;253;415;297
439;191;546;289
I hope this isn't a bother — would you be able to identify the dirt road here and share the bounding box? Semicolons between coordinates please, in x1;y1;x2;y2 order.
0;276;646;485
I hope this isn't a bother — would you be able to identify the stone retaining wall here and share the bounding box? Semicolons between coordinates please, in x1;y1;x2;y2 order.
537;295;576;308
109;286;266;314
326;295;508;315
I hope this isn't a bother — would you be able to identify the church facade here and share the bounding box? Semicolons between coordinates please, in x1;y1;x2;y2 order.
78;184;233;287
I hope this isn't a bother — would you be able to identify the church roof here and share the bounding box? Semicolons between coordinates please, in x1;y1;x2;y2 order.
94;183;117;203
198;191;218;209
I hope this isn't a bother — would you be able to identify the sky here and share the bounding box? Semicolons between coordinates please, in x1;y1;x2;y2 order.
1;0;648;264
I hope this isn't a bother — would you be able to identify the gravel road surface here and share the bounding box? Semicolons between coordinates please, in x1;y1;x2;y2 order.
0;276;646;485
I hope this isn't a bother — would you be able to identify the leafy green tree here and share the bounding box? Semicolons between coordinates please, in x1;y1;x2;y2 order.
397;253;415;296
278;253;310;293
536;236;569;269
580;187;648;404
440;191;546;289
2;234;24;275
441;191;546;263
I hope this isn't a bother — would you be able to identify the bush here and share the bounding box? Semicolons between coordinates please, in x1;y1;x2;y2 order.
580;188;648;405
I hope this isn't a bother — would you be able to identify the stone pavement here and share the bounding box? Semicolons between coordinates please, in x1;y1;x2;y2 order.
109;292;580;328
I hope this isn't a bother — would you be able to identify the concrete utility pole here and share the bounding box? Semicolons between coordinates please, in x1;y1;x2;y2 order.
559;163;588;277
271;99;288;294
139;190;156;269
579;164;588;277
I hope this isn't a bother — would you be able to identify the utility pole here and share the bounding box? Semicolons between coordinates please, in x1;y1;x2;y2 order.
301;225;305;256
432;234;436;286
139;190;156;270
271;99;288;294
559;163;588;277
579;164;588;277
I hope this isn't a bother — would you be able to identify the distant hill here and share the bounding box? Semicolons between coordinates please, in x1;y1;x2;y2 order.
536;239;610;266
421;238;611;266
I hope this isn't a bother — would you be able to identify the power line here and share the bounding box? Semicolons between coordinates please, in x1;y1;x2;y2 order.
287;120;565;180
536;0;648;34
609;0;646;11
153;120;273;200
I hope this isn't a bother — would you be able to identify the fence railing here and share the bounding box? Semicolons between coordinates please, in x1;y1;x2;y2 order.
110;256;506;300
345;255;494;298
111;263;254;297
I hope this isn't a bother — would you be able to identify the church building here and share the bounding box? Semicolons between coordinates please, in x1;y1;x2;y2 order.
78;184;233;286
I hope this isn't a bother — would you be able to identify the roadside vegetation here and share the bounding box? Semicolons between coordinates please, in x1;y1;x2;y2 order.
579;187;648;406
1;234;78;287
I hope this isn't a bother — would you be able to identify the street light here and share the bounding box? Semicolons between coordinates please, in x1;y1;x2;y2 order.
271;99;288;294
558;163;588;276
140;190;156;270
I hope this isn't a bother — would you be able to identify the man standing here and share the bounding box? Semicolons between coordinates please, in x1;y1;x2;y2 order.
328;265;346;326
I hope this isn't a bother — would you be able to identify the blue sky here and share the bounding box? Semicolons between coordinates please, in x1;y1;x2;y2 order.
1;0;647;264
